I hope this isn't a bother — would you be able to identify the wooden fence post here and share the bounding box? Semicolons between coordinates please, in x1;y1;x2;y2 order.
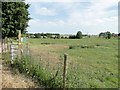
18;30;21;45
10;42;14;64
0;38;2;54
18;30;22;59
63;53;68;90
1;39;3;53
5;37;7;52
2;39;5;53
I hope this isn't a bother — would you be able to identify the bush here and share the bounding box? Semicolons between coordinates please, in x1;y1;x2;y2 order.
69;35;76;39
69;46;76;49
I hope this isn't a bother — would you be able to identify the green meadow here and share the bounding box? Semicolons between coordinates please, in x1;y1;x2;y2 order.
26;37;118;88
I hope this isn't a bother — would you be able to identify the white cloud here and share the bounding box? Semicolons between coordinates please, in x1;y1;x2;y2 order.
95;19;104;23
95;16;118;23
29;19;65;26
36;7;57;16
67;0;118;26
27;0;119;34
32;4;57;16
27;18;78;34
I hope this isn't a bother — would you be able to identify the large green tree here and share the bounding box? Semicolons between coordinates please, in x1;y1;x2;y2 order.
1;1;30;38
76;31;82;39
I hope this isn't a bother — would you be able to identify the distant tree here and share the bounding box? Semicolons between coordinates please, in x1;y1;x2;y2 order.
46;33;52;38
105;31;111;39
41;33;44;37
99;31;111;39
56;34;60;39
88;35;90;38
65;37;68;39
69;35;76;39
83;34;88;37
99;32;105;37
76;31;82;39
34;33;41;38
30;34;35;38
61;36;64;39
111;33;115;36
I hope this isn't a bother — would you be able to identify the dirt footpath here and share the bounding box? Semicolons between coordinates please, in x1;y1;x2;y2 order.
0;60;2;90
0;44;42;88
2;67;37;88
1;62;40;88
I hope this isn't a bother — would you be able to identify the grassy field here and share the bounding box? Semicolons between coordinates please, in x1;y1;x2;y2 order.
27;37;118;88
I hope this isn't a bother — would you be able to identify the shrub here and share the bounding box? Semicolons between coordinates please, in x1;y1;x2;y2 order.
69;46;76;49
69;35;76;39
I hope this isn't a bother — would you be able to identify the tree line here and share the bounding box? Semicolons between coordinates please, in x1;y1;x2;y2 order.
99;31;119;39
28;33;60;39
28;31;119;39
27;31;83;39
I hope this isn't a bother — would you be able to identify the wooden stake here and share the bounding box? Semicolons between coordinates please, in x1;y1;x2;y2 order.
63;53;68;90
18;30;21;45
18;30;22;59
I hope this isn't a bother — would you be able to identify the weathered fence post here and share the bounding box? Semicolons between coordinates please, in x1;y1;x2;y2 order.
5;37;7;52
18;30;21;45
63;53;68;90
10;42;13;64
1;39;3;53
18;30;22;59
2;39;5;53
0;38;2;54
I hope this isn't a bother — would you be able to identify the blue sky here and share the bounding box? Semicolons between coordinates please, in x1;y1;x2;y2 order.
25;0;118;35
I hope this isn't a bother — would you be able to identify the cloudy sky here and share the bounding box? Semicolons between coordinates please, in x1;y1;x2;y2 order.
25;0;118;35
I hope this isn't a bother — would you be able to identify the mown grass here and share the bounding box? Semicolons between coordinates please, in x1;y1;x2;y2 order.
27;37;118;88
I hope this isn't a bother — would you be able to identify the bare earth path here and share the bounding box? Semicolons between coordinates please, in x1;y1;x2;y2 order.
0;58;2;90
1;56;40;88
0;42;42;89
2;65;38;88
0;60;2;90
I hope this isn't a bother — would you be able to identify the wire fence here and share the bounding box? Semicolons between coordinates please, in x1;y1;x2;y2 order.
1;38;80;88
